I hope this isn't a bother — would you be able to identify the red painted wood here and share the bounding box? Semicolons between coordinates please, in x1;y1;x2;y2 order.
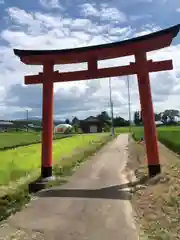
88;57;98;78
41;62;54;168
20;34;172;65
135;52;159;166
24;59;173;85
148;59;173;71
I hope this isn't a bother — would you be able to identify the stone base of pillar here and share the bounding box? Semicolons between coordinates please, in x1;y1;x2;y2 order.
41;166;52;178
148;164;161;178
28;167;56;193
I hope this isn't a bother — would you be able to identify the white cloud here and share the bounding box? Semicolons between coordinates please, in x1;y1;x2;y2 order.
176;8;180;12
80;3;99;17
39;0;63;10
100;7;127;22
134;24;161;37
80;3;127;23
0;6;180;120
7;7;34;25
0;0;4;4
107;26;134;40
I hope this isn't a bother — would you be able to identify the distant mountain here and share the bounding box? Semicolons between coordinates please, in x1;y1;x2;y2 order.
12;118;66;126
54;120;67;125
16;117;42;121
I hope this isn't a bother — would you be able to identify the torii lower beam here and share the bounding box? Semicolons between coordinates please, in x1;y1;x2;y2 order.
13;24;180;181
24;59;173;84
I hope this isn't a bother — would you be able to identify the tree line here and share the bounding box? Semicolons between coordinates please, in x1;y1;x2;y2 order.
68;109;180;127
65;111;130;127
133;109;180;126
11;108;180;129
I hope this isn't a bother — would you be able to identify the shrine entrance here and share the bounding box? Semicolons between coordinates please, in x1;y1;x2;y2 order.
14;24;180;180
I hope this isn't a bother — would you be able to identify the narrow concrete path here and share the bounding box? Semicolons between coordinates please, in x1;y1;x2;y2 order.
1;134;139;240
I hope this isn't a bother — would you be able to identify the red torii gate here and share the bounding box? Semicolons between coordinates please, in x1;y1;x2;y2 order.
14;24;180;180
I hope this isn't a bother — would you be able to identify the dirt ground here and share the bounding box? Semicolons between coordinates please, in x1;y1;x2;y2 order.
128;138;180;239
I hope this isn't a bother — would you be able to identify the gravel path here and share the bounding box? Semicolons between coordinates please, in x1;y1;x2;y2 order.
0;134;138;240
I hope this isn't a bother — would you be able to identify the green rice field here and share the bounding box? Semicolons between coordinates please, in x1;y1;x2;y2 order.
1;125;180;187
124;125;180;155
0;132;71;150
0;133;110;186
115;125;180;154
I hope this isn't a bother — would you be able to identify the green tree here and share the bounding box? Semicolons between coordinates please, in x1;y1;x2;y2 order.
72;117;79;125
159;109;179;125
134;111;141;125
113;116;129;127
72;117;79;133
65;119;70;124
154;112;161;121
162;109;179;122
97;111;110;122
161;114;168;124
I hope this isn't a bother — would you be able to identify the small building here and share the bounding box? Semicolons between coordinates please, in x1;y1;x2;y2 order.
79;116;104;133
0;121;14;132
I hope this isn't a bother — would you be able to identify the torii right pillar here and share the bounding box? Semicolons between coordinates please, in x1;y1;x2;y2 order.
135;52;160;177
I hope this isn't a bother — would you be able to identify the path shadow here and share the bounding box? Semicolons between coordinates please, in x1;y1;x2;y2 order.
28;177;68;193
37;180;145;200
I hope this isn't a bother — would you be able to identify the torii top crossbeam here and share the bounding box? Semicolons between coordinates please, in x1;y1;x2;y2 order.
13;24;180;85
14;24;179;65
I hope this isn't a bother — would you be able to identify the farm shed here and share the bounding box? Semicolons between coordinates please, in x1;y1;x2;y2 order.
0;121;14;132
79;116;104;133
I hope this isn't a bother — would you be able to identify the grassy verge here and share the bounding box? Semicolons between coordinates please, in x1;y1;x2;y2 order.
0;133;113;222
128;137;180;239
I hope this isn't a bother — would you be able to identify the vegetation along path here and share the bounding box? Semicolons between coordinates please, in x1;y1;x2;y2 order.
0;134;138;240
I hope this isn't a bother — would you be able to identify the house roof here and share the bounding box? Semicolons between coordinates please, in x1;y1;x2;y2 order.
0;121;14;125
83;116;100;122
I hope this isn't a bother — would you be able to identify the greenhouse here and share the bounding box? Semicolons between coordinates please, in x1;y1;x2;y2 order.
54;124;73;134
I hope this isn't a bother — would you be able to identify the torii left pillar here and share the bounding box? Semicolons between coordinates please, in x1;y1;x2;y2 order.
41;61;54;179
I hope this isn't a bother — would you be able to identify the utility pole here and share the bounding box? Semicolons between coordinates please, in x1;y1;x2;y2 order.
26;109;29;132
127;75;132;135
109;77;115;137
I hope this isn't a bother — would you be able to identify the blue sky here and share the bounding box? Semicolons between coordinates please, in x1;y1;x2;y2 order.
0;0;180;120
